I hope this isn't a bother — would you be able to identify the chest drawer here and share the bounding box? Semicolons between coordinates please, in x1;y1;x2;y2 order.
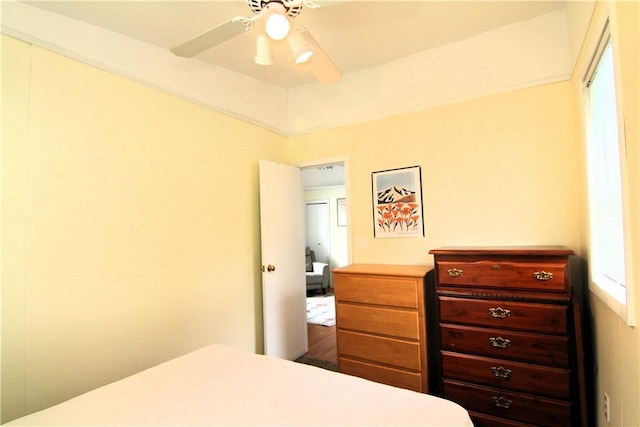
441;351;571;399
440;324;570;366
470;412;537;427
339;358;423;392
334;275;419;308
439;296;569;334
443;379;572;427
436;259;568;292
337;304;420;340
338;330;421;371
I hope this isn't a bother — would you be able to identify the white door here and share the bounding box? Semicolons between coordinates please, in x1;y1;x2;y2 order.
259;160;307;360
305;201;330;264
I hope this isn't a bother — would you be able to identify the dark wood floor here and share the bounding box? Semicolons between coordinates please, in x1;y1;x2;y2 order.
304;287;337;363
305;322;337;363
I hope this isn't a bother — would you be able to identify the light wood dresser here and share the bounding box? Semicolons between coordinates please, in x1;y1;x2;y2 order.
333;264;430;393
429;246;588;427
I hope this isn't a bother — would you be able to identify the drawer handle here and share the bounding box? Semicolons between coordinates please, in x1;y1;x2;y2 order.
488;307;511;319
491;264;501;270
490;366;512;379
533;270;553;281
489;337;511;348
492;396;513;409
447;268;463;277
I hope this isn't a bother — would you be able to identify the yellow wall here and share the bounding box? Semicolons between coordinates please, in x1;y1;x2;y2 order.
571;1;639;426
288;82;581;265
1;35;286;421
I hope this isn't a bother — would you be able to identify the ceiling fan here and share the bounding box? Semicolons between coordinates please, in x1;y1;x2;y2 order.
170;0;341;84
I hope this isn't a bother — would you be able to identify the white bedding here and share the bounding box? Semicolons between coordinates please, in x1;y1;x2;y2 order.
7;345;472;426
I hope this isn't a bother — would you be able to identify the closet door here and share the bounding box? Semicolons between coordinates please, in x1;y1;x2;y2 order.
306;201;330;264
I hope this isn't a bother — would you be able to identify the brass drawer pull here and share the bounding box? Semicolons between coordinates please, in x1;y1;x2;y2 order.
488;307;511;318
447;268;463;277
492;396;513;409
489;337;511;348
491;264;501;270
491;366;512;379
533;271;553;281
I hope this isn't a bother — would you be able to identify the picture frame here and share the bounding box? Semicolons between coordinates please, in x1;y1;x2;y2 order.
371;165;424;238
337;198;347;226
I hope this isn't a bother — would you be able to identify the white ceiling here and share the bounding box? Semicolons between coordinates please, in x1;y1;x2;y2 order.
301;163;345;188
19;0;567;88
2;1;594;135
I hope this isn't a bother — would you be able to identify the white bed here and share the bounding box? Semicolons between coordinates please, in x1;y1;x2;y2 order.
6;345;472;426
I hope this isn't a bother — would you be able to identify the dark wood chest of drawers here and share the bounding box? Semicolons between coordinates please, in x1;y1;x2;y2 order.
430;247;587;427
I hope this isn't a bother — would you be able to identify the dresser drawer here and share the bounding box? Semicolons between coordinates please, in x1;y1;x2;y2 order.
470;411;536;427
337;304;420;340
338;330;421;370
443;379;572;427
339;357;424;392
334;275;419;308
440;324;570;366
436;260;568;292
441;351;571;399
439;296;569;334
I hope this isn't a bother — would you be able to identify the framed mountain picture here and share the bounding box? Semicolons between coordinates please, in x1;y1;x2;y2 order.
371;165;424;238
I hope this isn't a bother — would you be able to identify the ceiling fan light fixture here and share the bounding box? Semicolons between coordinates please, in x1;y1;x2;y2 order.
254;35;272;65
264;3;290;40
287;27;315;64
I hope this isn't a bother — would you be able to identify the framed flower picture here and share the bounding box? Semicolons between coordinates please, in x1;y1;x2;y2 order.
371;165;424;238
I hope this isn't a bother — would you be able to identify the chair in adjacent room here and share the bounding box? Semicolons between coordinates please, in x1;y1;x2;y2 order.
305;246;329;294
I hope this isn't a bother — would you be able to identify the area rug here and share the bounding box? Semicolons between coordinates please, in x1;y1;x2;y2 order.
295;355;337;372
306;295;336;327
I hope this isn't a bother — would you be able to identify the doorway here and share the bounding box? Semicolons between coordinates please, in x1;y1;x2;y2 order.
300;161;347;366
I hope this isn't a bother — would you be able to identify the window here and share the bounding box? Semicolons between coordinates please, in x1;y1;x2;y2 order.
584;24;634;324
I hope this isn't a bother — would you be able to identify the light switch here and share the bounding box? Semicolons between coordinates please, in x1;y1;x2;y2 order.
356;236;368;248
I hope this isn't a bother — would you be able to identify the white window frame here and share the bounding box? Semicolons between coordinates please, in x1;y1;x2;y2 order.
583;21;635;326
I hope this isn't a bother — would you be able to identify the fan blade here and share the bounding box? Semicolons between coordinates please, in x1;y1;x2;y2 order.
309;48;341;84
171;18;248;58
300;29;341;84
284;0;348;8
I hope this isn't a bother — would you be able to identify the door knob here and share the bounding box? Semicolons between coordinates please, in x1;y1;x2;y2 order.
261;265;276;272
